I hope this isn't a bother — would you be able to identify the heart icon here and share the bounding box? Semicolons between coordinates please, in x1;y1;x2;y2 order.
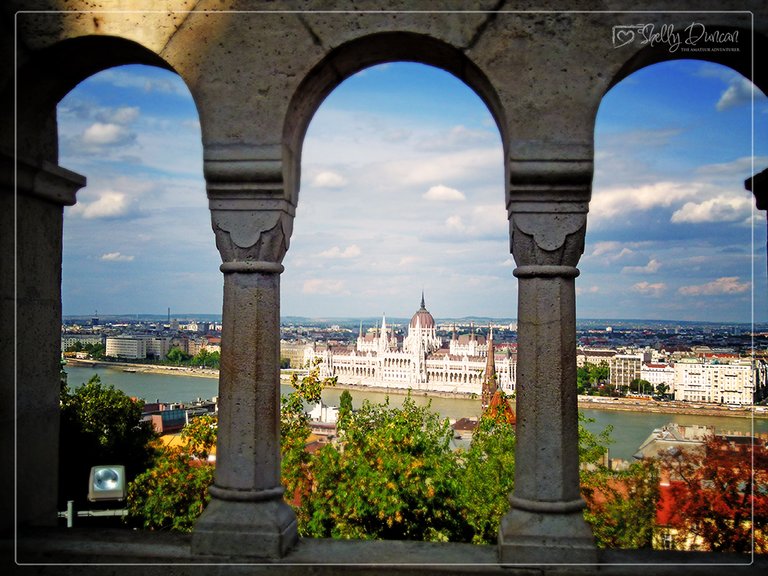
613;28;636;48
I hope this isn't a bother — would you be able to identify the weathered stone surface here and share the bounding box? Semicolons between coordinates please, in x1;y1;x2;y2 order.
3;1;766;570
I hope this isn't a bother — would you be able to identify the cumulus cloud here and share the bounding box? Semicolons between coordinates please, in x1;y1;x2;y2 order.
576;285;600;296
302;278;348;295
631;281;666;296
82;122;136;147
319;245;361;259
622;259;661;274
69;191;130;219
678;276;750;296
100;252;134;262
590;182;703;220
670;196;753;224
311;170;347;188
716;77;756;111
446;215;465;232
92;68;190;96
106;106;140;124
417;124;497;151
423;184;466;202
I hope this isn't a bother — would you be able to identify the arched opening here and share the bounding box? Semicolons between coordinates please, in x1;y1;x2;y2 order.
582;56;768;552
279;42;512;541
588;59;766;323
56;62;212;513
11;36;206;531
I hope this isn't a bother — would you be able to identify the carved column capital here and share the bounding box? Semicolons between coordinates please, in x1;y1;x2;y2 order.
205;145;295;274
1;149;86;205
507;159;592;273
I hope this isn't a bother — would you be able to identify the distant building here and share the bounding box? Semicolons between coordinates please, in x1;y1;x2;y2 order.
61;332;103;351
105;336;147;360
145;336;172;359
576;348;615;368
674;358;765;405
305;294;516;396
641;363;676;394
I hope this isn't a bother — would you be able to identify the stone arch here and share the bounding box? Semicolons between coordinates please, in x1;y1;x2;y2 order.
9;34;202;531
13;35;187;161
281;30;508;208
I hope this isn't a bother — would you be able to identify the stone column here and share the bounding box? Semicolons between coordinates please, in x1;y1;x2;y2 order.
192;146;298;559
498;159;597;564
1;150;85;533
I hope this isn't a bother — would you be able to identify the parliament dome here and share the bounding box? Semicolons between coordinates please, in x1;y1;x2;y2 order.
409;293;435;329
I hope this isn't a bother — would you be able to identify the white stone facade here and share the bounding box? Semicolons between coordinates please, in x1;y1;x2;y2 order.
105;336;147;359
673;359;763;405
305;298;516;396
640;363;676;394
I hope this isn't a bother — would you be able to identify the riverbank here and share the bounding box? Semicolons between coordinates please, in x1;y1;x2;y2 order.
65;358;219;379
65;359;768;419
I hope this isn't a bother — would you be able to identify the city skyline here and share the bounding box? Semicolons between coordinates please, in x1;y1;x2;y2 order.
57;59;768;322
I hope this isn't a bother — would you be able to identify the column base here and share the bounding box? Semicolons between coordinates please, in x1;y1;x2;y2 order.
191;497;298;559
498;507;597;565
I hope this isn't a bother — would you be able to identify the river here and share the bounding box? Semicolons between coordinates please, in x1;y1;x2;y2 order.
63;364;768;462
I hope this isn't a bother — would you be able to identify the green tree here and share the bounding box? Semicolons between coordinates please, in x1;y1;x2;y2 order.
166;347;190;365
65;341;84;353
126;414;217;532
84;341;105;359
191;349;220;368
280;356;291;369
59;374;158;508
280;364;328;510
655;383;669;397
296;395;467;542
337;390;353;431
630;378;652;394
582;460;660;549
578;414;660;549
459;403;516;543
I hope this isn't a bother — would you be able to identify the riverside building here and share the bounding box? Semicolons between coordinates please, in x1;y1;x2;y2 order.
304;294;516;396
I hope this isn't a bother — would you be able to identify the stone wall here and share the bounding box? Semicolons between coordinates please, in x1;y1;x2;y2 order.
3;1;765;570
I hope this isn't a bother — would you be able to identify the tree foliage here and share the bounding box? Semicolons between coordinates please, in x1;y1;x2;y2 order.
582;460;660;549
126;414;217;532
297;395;467;542
657;436;768;553
59;374;158;507
459;401;516;543
166;347;190;364
577;361;610;395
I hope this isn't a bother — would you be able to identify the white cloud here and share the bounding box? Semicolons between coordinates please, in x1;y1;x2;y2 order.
319;245;361;259
678;276;750;296
631;281;666;296
423;184;466;202
82;122;135;147
671;196;753;224
108;106;140;124
70;191;130;219
311;170;348;188
590;182;703;220
716;77;755;111
622;259;661;274
445;215;465;232
417;124;497;151
302;278;348;295
100;252;134;262
576;285;600;295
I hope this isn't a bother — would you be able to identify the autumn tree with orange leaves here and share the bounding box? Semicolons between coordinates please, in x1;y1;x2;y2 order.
657;436;768;553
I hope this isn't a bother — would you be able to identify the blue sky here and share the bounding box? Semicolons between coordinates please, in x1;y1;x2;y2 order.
57;59;767;323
